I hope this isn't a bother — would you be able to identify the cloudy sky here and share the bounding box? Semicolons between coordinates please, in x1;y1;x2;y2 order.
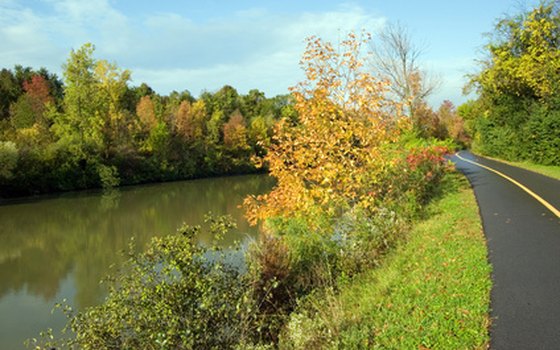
0;0;540;107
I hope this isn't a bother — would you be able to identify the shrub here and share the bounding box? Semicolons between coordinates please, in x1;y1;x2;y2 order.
0;141;18;180
522;108;560;165
28;217;258;350
97;163;120;190
245;217;339;344
334;207;406;275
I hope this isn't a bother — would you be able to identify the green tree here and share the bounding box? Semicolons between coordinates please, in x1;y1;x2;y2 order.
241;89;266;119
206;110;225;145
53;43;104;153
0;69;20;121
10;95;35;129
468;1;560;164
95;59;131;153
0;141;18;180
213;85;240;118
248;115;272;155
473;2;560;102
144;122;170;160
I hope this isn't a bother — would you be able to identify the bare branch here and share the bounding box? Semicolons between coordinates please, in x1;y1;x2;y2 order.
370;22;439;117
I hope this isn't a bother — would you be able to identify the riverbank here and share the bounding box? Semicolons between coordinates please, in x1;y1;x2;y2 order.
280;175;492;348
0;166;267;203
0;173;274;350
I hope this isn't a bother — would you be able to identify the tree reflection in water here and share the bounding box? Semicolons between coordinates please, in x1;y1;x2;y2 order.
0;174;273;349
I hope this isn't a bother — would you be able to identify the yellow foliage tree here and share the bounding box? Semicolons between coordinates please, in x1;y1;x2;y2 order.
223;110;249;151
175;100;195;141
136;95;158;131
245;33;408;225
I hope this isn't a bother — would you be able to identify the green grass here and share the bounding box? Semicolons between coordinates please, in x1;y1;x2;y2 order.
475;153;560;180
341;179;491;349
283;177;492;349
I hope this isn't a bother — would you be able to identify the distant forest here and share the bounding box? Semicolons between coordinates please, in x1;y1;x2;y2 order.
0;44;296;197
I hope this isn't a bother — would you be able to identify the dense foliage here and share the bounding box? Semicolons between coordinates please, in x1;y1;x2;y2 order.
28;217;260;349
465;1;560;165
29;33;452;349
0;45;293;197
245;34;450;226
280;180;491;349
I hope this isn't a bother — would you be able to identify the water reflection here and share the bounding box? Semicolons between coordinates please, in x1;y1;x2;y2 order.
0;174;274;349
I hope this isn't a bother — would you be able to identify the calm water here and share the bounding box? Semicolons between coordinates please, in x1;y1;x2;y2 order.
0;174;274;350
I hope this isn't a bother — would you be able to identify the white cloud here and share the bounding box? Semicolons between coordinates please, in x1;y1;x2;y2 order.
424;57;476;107
0;0;472;106
129;5;386;95
0;4;60;70
0;0;131;72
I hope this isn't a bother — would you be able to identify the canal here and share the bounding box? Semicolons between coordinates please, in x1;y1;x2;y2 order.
0;174;274;349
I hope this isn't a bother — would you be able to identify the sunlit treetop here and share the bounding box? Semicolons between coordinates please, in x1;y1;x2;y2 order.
245;32;411;226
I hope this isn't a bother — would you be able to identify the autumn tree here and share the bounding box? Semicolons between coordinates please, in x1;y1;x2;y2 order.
8;75;53;131
166;90;195;118
174;100;198;142
190;100;208;141
223;110;248;151
371;23;439;118
412;101;442;139
245;33;406;225
436;100;470;144
171;99;207;146
24;75;53;106
136;95;158;131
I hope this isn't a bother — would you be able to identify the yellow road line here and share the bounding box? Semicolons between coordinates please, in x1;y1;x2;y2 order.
455;152;560;218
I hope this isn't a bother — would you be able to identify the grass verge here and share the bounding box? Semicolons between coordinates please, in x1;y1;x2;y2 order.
282;176;492;349
340;177;491;348
474;153;560;180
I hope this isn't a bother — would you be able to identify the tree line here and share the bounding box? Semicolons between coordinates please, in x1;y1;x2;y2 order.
461;1;559;165
0;44;295;197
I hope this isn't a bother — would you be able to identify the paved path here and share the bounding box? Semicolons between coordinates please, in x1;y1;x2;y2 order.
452;151;560;350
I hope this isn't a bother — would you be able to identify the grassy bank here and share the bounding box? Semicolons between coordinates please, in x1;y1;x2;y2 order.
475;153;560;180
281;177;492;349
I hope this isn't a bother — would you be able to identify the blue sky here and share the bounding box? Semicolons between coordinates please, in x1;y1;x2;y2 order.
0;0;541;107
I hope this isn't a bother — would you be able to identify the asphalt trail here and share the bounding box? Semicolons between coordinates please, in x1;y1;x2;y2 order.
452;151;560;349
